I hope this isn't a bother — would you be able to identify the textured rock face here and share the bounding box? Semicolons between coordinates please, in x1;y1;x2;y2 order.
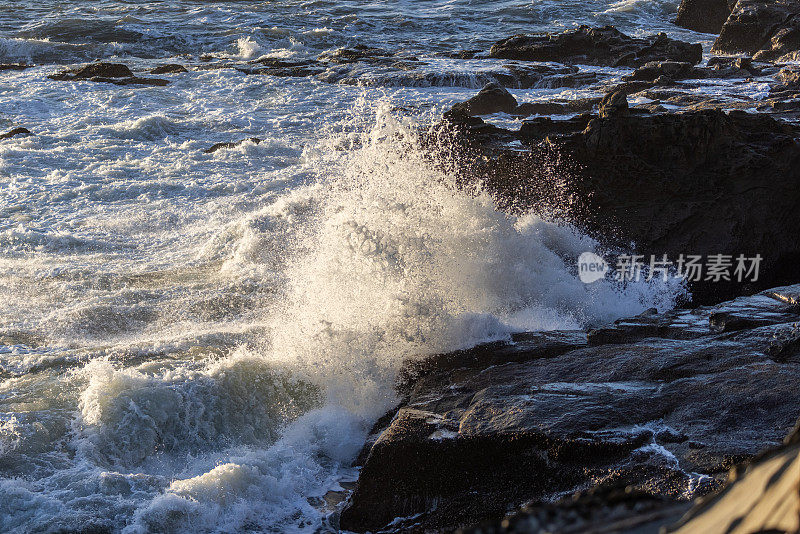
339;286;800;532
675;0;736;34
713;0;800;61
450;82;518;116
438;104;800;304
489;26;703;67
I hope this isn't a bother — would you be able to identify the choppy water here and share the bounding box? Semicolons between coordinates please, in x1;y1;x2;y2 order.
0;2;697;532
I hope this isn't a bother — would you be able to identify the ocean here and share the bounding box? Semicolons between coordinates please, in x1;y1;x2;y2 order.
0;1;696;532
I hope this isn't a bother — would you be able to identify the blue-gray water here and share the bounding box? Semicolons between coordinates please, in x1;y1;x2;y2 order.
0;2;698;532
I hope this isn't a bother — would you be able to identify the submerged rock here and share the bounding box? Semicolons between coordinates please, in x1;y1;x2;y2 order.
0;127;32;140
340;285;800;532
48;62;169;86
318;44;394;64
489;25;702;67
204;137;262;154
713;0;800;61
0;63;34;71
150;64;188;74
675;0;736;34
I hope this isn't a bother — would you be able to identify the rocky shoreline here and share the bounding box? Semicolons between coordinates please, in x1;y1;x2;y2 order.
4;2;800;532
334;2;800;532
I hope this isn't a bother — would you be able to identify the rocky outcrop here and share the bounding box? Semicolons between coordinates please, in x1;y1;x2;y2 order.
48;62;169;86
713;0;800;61
339;285;800;532
675;0;736;34
489;26;703;67
450;82;518;115
436;97;800;304
0;127;32;140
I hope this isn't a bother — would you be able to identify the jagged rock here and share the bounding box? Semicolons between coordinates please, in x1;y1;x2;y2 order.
675;0;736;34
598;90;629;118
488;26;702;67
435;104;800;303
48;62;169;86
150;64;187;74
450;82;518;116
340;286;800;532
204;137;262;154
0;127;32;140
713;0;800;61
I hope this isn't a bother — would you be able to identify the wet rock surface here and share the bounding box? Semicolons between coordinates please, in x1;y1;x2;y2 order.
340;285;800;532
488;26;703;67
48;62;170;86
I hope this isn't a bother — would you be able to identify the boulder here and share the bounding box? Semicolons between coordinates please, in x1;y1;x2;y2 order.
675;0;736;34
713;0;800;61
340;286;800;532
488;25;703;67
598;90;629;118
450;82;518;116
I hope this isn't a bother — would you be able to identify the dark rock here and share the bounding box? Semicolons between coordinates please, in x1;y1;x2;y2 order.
318;44;393;64
675;0;736;34
204;137;262;154
0;63;33;71
514;97;601;117
489;25;703;67
437;107;800;304
56;62;134;79
598;90;629;118
341;286;800;532
626;61;696;82
450;82;518;116
242;58;324;77
713;0;800;61
48;63;169;86
150;64;187;75
0;127;32;140
449;50;481;59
